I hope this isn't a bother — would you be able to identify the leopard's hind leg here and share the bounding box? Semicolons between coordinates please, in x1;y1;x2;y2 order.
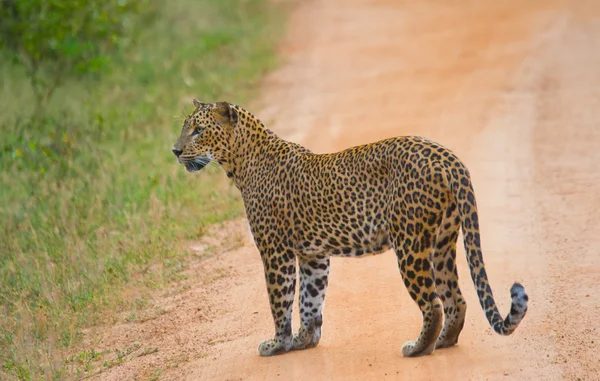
392;213;444;357
432;202;467;349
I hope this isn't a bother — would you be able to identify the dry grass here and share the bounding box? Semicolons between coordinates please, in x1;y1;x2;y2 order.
0;0;283;379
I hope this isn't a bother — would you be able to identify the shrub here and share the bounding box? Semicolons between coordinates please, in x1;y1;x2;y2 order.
0;0;148;108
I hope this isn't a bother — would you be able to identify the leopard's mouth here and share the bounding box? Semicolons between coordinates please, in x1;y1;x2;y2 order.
183;156;210;172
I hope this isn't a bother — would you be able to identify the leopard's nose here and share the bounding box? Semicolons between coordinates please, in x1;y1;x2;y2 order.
172;148;183;157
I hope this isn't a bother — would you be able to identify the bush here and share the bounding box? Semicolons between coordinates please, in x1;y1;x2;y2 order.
0;0;148;107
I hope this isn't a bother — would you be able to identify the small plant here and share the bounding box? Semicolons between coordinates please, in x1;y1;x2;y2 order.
0;0;148;109
148;368;163;381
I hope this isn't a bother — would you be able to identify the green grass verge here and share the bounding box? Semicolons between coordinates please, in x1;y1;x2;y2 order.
0;0;283;379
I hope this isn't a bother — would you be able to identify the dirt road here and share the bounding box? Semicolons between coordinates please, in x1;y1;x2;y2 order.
93;0;599;380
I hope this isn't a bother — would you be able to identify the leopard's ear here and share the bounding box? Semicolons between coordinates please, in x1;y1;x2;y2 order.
214;101;238;127
192;98;205;109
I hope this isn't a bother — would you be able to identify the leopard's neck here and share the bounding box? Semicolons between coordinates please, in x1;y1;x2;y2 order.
224;108;300;191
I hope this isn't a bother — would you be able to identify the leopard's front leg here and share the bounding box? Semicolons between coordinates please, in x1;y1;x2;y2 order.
293;256;330;350
257;246;297;357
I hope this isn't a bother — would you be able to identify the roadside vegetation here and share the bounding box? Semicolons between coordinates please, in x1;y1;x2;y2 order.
0;0;282;379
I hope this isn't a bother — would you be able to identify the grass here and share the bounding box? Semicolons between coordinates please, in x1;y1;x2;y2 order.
0;0;283;379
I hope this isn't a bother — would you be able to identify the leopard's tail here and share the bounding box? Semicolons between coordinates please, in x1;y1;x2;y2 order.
447;163;528;336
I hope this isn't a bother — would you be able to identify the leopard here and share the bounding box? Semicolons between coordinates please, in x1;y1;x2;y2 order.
171;99;529;357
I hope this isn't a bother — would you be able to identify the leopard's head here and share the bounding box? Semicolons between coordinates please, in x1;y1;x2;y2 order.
172;99;238;173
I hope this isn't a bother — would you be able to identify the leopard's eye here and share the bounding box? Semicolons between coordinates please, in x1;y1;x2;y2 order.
192;128;201;137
